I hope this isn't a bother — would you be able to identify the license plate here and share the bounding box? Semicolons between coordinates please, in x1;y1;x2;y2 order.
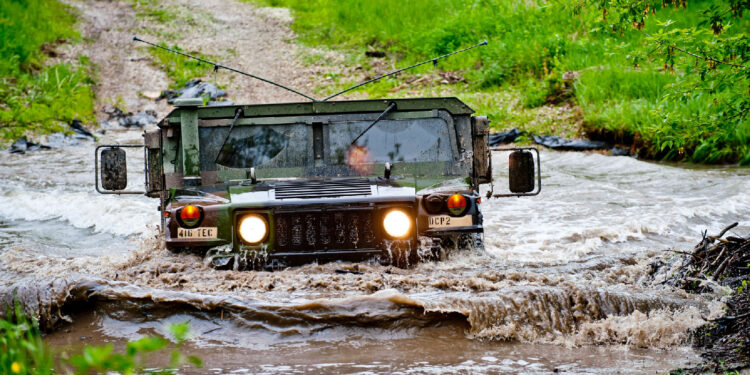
177;227;217;239
428;215;472;228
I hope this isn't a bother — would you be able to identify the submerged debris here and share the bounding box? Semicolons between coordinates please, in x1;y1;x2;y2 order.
489;128;523;146
101;107;158;128
667;222;750;373
7;137;51;154
68;119;95;140
672;223;749;293
489;128;619;153
532;135;610;151
159;79;227;104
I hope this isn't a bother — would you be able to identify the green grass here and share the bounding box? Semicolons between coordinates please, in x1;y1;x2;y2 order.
148;46;217;89
0;305;53;375
252;0;749;164
0;0;96;144
1;303;201;374
127;0;219;89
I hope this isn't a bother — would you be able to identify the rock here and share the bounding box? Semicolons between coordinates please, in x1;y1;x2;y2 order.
68;119;96;141
103;107;158;128
532;135;609;151
611;147;631;156
489;128;523;146
119;110;157;128
160;79;227;104
7;137;51;154
140;90;162;100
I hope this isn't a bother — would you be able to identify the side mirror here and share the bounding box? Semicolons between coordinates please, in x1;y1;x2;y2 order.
509;150;534;193
101;147;127;190
94;145;145;194
487;146;541;198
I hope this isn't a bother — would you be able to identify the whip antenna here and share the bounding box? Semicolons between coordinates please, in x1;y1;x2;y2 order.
322;40;488;101
132;36;317;101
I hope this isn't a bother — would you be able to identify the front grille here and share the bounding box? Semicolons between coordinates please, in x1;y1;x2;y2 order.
274;179;372;199
274;209;378;252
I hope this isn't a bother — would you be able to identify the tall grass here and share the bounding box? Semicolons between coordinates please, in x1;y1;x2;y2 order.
254;0;749;164
0;0;95;143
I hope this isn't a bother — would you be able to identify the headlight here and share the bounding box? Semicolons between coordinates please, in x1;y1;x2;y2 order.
238;214;268;244
383;209;411;239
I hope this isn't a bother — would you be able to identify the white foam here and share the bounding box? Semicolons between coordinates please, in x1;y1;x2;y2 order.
0;186;158;237
482;151;750;263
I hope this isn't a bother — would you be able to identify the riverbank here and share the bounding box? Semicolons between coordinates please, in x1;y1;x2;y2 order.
248;0;749;165
3;0;747;165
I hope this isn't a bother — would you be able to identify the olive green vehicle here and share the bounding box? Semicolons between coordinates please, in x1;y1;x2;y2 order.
95;38;540;269
96;96;540;269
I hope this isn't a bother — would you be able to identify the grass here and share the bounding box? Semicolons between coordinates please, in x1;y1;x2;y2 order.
127;0;220;90
0;305;53;375
0;303;201;374
0;0;96;144
148;46;217;89
252;0;749;165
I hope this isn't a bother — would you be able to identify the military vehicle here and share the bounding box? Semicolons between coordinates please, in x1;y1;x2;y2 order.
95;38;541;269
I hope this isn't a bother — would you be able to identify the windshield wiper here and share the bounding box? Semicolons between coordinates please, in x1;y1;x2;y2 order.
214;108;244;165
350;102;397;146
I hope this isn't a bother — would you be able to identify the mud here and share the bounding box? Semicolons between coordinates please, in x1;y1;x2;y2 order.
58;0;344;120
3;124;749;372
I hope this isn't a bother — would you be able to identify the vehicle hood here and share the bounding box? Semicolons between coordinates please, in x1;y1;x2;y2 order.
228;177;415;204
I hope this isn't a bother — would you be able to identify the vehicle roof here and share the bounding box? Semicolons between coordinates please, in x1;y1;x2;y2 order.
163;97;475;123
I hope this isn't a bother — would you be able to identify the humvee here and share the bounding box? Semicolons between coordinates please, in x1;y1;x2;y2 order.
95;38;540;269
96;97;539;269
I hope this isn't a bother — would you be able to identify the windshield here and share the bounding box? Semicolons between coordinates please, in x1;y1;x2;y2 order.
197;115;467;180
330;118;455;165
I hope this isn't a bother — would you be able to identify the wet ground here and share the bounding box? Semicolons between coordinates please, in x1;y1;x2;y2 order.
2;129;749;373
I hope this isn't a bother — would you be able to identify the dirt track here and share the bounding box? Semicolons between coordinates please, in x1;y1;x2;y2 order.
59;0;339;119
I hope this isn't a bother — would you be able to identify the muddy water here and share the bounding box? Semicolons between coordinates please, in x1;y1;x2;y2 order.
1;129;749;374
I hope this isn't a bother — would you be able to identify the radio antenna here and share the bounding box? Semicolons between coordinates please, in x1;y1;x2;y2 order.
132;36;317;101
322;40;488;101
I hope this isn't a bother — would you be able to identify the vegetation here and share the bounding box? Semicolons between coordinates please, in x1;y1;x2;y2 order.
0;304;53;375
253;0;749;164
1;304;201;374
0;0;96;143
127;0;218;89
148;46;217;89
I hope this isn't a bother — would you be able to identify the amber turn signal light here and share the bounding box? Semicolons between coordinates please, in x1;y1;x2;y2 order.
446;194;467;216
178;205;202;228
180;205;200;220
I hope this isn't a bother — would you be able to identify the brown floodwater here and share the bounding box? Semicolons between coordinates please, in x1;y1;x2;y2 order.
2;128;749;374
